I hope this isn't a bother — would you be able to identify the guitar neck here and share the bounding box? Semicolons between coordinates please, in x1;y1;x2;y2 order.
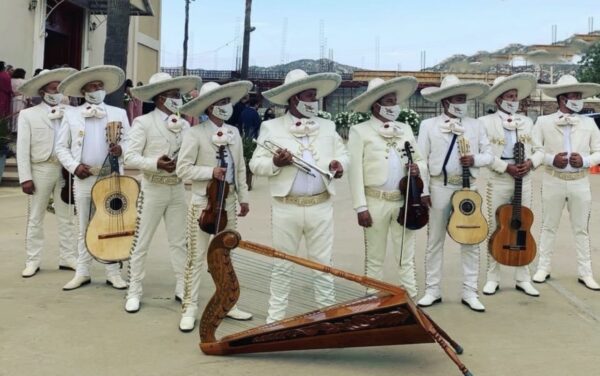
512;176;523;218
108;155;120;174
461;165;470;189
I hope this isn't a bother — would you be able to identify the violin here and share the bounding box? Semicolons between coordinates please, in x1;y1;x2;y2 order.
199;146;230;234
60;167;75;205
397;141;428;230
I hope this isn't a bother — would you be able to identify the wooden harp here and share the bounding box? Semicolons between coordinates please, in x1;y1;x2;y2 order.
199;230;473;376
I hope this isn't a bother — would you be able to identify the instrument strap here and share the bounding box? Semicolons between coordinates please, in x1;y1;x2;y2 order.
441;134;458;186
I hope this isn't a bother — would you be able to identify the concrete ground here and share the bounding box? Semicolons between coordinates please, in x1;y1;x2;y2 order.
1;170;599;376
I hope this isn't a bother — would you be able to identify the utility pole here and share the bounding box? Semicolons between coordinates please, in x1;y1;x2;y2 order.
103;0;130;107
240;0;254;79
183;0;195;75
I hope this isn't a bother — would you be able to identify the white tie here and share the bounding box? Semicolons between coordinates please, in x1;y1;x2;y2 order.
502;116;525;131
82;104;106;119
440;118;465;135
48;106;64;120
556;114;579;126
378;122;403;138
166;114;184;133
211;128;235;146
289;118;320;137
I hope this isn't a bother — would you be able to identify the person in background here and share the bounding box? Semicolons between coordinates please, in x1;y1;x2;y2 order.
263;106;276;121
240;97;261;139
11;68;27;133
230;93;248;134
124;79;143;124
0;61;13;119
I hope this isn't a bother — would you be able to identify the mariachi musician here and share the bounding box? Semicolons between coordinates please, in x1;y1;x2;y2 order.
16;67;78;278
478;73;543;298
532;75;600;291
417;75;493;312
250;69;349;324
176;81;254;332
122;72;201;313
346;76;426;299
56;65;129;291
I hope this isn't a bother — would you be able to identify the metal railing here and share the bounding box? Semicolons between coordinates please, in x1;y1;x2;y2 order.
160;68;352;81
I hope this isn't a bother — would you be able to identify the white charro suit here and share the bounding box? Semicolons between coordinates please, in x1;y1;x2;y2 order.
347;118;428;298
56;103;130;278
17;103;76;269
417;114;493;299
176;120;249;320
250;113;349;323
532;111;600;278
479;111;544;284
124;109;189;301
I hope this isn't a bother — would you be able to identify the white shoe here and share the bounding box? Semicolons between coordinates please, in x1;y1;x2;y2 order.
58;259;77;271
532;270;550;283
226;306;253;320
516;281;540;297
578;276;600;291
461;297;485;312
482;281;499;295
22;264;40;278
125;298;140;313
417;294;442;307
63;275;91;290
179;316;197;332
106;275;127;290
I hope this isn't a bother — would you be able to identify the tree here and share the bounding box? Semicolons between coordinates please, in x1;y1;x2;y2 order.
182;0;196;75
240;0;253;79
103;0;131;108
577;42;600;83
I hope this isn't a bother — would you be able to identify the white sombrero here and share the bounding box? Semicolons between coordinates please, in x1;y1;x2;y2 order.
58;65;125;97
421;74;489;102
540;74;600;99
131;72;202;102
346;76;418;113
179;81;253;117
263;69;341;105
479;73;537;105
18;68;77;97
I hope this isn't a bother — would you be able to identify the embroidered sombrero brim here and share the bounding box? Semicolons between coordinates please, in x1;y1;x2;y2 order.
263;73;341;105
131;76;202;102
480;73;538;104
346;76;418;113
540;82;600;99
421;81;489;102
18;68;78;97
58;65;125;97
180;81;253;117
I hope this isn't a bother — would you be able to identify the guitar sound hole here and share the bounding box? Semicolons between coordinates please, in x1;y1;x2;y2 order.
105;193;128;215
459;199;475;215
510;219;521;230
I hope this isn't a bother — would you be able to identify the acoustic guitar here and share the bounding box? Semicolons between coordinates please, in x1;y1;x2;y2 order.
488;142;536;266
447;137;488;245
85;122;140;262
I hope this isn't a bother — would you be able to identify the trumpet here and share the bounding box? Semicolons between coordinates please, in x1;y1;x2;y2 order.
253;139;334;182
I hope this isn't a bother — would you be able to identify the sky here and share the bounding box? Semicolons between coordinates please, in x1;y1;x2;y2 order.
160;0;600;71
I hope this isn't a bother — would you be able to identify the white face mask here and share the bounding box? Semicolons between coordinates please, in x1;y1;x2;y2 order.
378;104;401;121
43;92;63;106
565;99;583;113
212;102;233;121
163;97;183;114
500;100;519;114
84;89;106;104
296;99;319;118
447;102;468;118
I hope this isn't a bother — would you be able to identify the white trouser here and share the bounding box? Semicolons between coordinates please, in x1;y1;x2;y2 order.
181;193;238;318
537;174;594;278
126;179;187;300
73;176;121;277
424;179;480;299
267;198;336;323
484;174;532;283
25;162;76;267
364;196;417;298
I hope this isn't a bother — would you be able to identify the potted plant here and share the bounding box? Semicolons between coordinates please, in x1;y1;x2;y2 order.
0;118;12;184
396;108;422;136
242;136;257;191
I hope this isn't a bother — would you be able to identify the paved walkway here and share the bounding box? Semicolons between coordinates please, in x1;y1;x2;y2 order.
1;171;599;376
